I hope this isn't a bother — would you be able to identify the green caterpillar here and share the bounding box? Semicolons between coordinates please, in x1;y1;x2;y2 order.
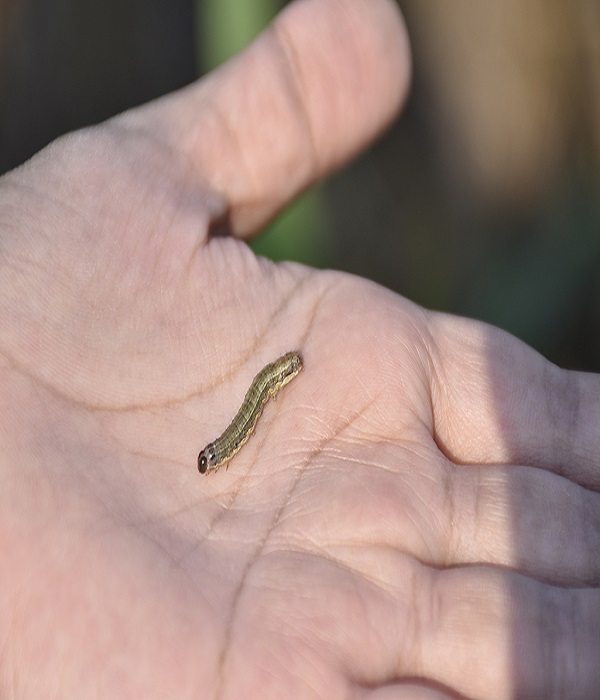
198;351;303;474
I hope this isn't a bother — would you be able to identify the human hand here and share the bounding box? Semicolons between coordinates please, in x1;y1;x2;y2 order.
0;0;598;698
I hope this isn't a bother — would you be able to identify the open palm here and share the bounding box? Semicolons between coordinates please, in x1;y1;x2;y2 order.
1;1;599;698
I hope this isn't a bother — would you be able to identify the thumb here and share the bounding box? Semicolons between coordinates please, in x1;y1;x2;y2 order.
122;0;411;235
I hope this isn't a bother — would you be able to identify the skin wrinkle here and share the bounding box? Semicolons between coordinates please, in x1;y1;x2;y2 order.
93;409;187;471
545;364;581;473
107;121;219;225
506;465;600;587
0;605;17;700
205;207;234;241
223;268;310;364
423;325;459;466
209;97;258;219
212;401;377;695
262;549;397;692
250;267;313;347
565;589;584;692
138;491;221;537
0;269;307;415
288;273;324;335
291;541;403;604
359;679;471;700
20;428;205;623
506;572;600;698
3;166;96;236
212;456;305;699
472;467;487;569
104;515;205;605
11;350;268;624
172;464;250;564
582;495;600;585
439;457;460;567
537;588;569;698
269;21;321;177
201;27;317;227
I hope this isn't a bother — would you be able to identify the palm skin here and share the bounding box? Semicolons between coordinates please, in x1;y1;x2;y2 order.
1;1;599;698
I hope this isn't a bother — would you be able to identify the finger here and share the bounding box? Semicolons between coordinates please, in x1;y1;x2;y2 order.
290;442;600;587
121;0;411;235
261;547;600;699
371;562;600;700
445;461;600;587
427;313;600;490
360;685;460;700
419;567;600;700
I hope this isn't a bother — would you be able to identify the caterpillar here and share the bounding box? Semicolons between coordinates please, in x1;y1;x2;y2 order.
198;351;303;474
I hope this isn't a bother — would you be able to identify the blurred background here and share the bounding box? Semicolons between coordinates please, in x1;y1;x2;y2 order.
1;0;599;370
